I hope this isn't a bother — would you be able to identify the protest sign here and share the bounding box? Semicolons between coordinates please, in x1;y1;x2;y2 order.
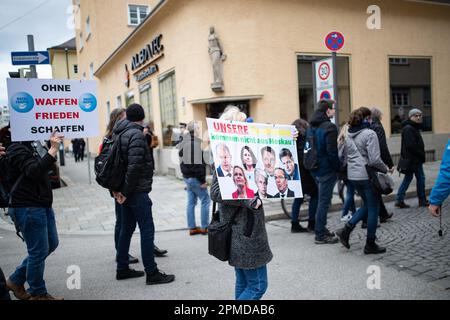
207;118;303;200
7;79;99;141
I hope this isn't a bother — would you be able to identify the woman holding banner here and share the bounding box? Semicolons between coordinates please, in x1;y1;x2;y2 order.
211;106;272;300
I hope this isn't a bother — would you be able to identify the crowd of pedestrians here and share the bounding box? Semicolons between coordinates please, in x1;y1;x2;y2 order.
0;100;447;301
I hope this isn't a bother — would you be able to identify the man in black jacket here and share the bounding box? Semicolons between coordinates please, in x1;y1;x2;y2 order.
308;99;340;244
113;104;175;285
395;108;428;208
4;130;63;300
178;121;211;235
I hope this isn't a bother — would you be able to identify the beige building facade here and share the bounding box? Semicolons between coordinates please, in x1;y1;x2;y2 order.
76;0;450;176
48;38;79;80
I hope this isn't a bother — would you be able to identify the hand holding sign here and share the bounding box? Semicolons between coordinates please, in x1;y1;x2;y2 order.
48;130;64;158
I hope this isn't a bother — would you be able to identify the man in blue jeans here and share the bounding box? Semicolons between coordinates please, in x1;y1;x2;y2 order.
395;108;428;208
3;130;63;300
113;104;175;285
308;99;340;244
178;121;211;235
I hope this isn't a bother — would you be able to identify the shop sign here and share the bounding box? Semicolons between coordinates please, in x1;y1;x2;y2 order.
135;64;159;82
131;34;163;71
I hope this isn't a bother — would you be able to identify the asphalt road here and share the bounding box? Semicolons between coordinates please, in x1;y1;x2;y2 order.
1;220;448;300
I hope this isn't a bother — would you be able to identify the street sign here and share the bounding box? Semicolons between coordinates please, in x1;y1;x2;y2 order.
325;31;345;51
11;51;50;65
314;57;334;97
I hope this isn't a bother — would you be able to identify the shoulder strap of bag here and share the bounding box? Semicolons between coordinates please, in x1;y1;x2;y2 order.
8;173;26;242
7;172;25;207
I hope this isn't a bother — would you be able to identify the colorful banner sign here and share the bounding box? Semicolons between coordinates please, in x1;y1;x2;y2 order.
7;79;99;141
207;118;303;200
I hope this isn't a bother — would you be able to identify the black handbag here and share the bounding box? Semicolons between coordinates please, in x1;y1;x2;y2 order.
366;165;394;195
208;204;241;262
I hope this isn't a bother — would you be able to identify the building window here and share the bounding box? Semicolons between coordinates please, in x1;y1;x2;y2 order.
73;64;78;74
106;101;111;123
390;57;432;134
86;16;91;40
116;95;122;108
125;91;135;107
392;90;410;107
82;72;86;80
389;58;409;65
128;5;149;26
79;31;84;50
297;55;351;126
159;72;178;147
140;83;153;123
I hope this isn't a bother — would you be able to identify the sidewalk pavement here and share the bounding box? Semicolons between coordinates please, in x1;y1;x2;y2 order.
0;153;442;235
1;154;448;292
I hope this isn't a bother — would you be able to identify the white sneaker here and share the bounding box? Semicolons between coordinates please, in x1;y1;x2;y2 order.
340;213;352;222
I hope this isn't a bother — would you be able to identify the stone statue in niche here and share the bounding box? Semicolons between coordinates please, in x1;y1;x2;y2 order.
208;26;226;92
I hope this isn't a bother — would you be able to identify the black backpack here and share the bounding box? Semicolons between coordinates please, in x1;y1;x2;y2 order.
303;127;319;171
94;132;127;191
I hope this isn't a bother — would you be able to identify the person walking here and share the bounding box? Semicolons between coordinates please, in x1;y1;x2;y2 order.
290;118;318;233
210;106;272;300
71;138;80;162
395;108;428;208
429;140;450;217
100;108;140;264
4;129;64;300
336;108;388;254
178;121;211;236
78;138;86;161
308;99;340;244
338;123;356;223
113;104;175;285
370;107;394;223
143;123;168;257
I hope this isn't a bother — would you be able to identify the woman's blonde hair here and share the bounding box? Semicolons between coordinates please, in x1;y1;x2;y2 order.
220;105;247;121
337;123;349;146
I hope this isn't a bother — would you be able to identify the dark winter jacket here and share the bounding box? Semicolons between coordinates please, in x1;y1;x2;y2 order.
308;110;340;177
400;120;426;169
113;119;153;198
178;133;206;184
370;120;394;169
210;172;273;269
4;142;56;208
295;130;318;196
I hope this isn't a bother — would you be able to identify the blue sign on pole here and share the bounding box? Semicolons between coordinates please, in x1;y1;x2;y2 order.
11;51;50;65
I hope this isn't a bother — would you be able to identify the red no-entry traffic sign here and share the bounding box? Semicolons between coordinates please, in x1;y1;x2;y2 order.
325;31;345;51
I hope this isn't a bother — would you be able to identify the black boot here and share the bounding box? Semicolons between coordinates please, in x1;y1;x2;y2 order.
116;268;145;280
336;223;354;249
307;220;315;233
291;221;308;233
380;212;393;223
364;238;386;255
395;201;410;209
418;199;429;207
154;245;168;257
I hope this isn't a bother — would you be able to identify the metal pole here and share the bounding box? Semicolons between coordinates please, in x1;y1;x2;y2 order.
87;138;92;184
332;51;340;130
27;35;37;78
65;48;70;79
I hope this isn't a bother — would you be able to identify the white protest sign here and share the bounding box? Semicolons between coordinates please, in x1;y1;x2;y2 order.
207;118;303;200
7;79;99;141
